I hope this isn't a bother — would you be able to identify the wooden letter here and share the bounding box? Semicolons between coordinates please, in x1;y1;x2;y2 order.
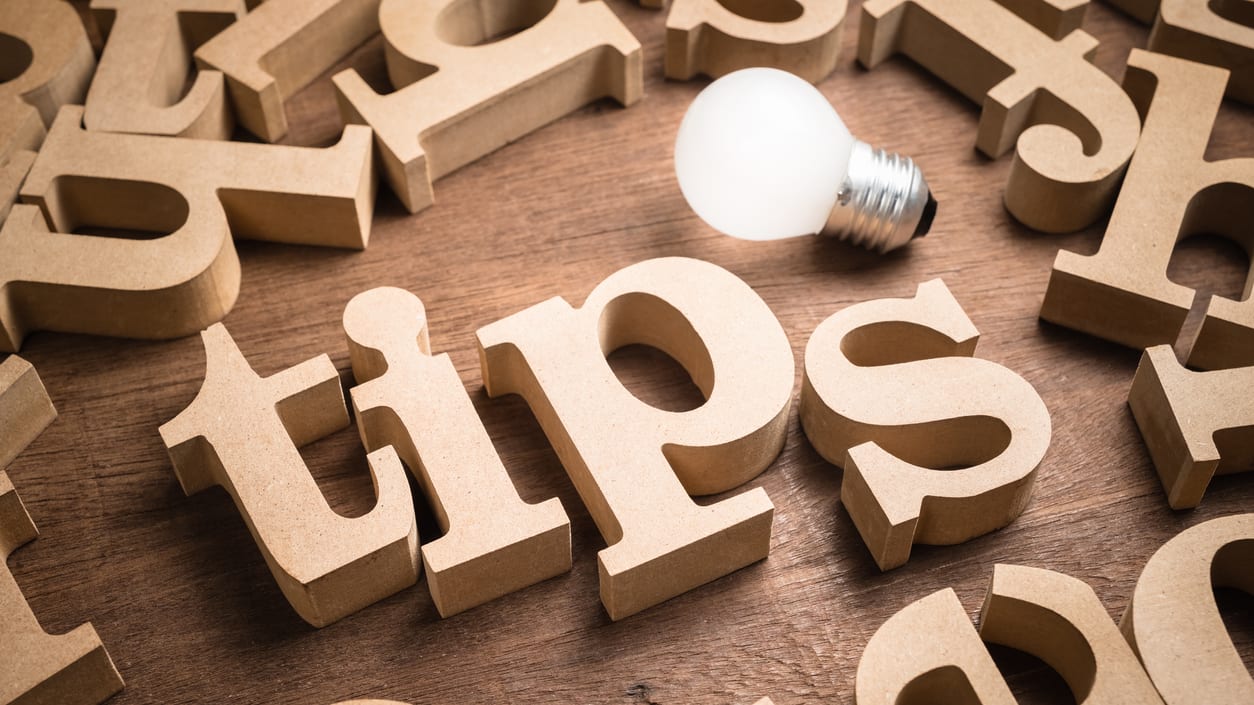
476;257;792;620
85;0;241;139
343;287;571;618
1;359;124;705
978;564;1164;705
857;0;1141;233
664;0;847;83
0;0;95;160
0;356;57;471
159;324;419;628
196;0;382;142
333;0;642;213
1041;50;1254;370
855;588;1016;705
0;106;374;352
1128;346;1254;509
1121;513;1254;705
800;279;1051;570
1105;0;1159;24
996;0;1088;39
1149;0;1254;103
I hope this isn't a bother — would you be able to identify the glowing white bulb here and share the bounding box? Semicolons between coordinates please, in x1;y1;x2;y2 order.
673;67;935;252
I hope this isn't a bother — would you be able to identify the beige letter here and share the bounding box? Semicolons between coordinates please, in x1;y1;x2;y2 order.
196;0;381;142
343;287;571;618
85;0;241;138
1150;0;1254;103
1;106;374;352
856;588;1016;705
858;0;1140;233
333;0;642;213
1128;345;1254;509
159;324;419;627
801;279;1051;570
1041;50;1254;370
1;358;123;705
665;0;846;83
476;257;793;620
979;564;1164;705
1121;513;1254;705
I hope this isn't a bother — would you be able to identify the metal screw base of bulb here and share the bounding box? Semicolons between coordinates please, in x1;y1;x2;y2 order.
821;141;936;253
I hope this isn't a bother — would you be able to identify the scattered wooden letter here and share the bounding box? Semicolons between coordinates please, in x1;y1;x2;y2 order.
196;0;382;142
476;257;793;620
856;588;1016;705
0;150;34;225
333;0;642;213
996;0;1089;39
1128;346;1254;509
1041;50;1254;370
1121;513;1254;705
85;0;241;139
978;564;1164;704
159;324;419;628
0;0;95;162
1149;0;1254;103
800;279;1051;570
664;0;847;83
0;106;374;352
0;356;57;470
343;287;571;618
0;359;124;705
857;0;1141;233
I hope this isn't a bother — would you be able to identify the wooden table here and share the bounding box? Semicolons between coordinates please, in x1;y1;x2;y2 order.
8;2;1253;703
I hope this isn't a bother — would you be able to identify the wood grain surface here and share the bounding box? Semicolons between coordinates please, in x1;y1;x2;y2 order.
7;2;1254;703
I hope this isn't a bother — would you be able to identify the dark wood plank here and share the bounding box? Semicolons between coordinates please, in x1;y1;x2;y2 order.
6;2;1254;704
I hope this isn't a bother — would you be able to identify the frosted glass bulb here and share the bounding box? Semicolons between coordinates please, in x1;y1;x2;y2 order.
674;68;936;253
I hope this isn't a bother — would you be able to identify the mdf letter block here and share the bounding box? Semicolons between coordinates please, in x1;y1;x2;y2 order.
1105;0;1160;24
1128;346;1254;509
196;0;381;142
664;0;846;83
159;324;419;627
1041;50;1254;370
343;287;571;618
0;151;35;225
85;0;242;139
0;356;57;471
855;589;1016;705
1;106;374;352
0;0;95;161
978;565;1164;705
1149;0;1254;103
858;0;1141;233
1121;513;1254;705
800;279;1051;570
476;257;793;620
1;474;124;705
333;0;642;213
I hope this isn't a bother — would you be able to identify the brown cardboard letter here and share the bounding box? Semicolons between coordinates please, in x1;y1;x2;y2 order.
333;0;642;213
1041;50;1254;370
159;324;419;628
343;287;571;618
800;279;1051;570
857;0;1141;233
664;0;847;83
1121;513;1254;705
196;0;382;142
476;257;792;620
1;106;374;352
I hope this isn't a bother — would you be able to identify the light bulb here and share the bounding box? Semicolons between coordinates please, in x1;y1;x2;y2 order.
674;67;936;253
